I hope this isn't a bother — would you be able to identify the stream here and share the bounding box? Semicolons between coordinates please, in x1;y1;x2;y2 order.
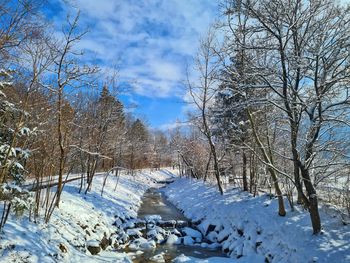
129;185;229;262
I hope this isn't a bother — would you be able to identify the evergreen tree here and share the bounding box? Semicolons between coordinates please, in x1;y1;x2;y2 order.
0;69;32;229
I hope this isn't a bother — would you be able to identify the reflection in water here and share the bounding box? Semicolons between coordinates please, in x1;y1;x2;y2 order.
137;188;187;221
130;187;229;262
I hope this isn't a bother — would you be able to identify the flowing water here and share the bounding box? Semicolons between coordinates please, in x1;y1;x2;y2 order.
130;185;229;262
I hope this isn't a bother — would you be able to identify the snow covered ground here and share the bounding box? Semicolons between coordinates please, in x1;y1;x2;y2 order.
0;169;173;262
2;169;349;262
164;178;350;263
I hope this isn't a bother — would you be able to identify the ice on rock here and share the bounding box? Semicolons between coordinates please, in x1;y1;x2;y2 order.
154;226;166;235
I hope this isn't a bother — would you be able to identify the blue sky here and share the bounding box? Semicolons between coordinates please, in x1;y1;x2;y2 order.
43;0;219;129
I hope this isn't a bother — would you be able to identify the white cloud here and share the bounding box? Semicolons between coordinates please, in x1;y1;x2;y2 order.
50;0;218;99
158;120;190;131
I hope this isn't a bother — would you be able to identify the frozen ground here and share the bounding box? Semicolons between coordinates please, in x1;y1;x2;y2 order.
164;178;350;263
0;169;173;262
1;170;349;262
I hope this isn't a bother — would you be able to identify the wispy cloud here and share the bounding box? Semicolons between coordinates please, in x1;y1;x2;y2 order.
49;0;219;99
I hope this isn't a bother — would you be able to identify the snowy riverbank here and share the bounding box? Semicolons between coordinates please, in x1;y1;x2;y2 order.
164;178;350;263
2;170;349;263
0;170;174;262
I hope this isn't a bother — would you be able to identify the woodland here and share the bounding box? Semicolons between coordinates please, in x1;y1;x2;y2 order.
0;0;349;256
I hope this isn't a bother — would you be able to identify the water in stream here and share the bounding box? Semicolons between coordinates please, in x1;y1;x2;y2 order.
130;186;229;262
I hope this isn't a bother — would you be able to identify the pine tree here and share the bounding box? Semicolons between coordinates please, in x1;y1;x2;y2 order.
0;69;32;230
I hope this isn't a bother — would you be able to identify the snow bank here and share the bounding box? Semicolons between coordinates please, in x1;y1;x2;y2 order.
173;254;234;263
0;169;174;262
165;178;350;263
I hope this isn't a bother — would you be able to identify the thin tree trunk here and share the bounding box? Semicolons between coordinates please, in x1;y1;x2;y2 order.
247;109;286;216
242;149;248;191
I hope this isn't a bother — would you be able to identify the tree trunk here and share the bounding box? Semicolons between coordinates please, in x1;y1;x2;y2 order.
204;152;212;182
209;141;224;195
247;109;286;216
242;149;248;191
249;154;255;194
56;90;64;208
299;162;321;234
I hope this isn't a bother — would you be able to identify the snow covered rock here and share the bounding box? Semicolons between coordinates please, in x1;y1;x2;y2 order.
173;254;234;263
144;215;162;223
122;221;135;230
147;223;156;229
165;234;180;245
157;219;176;228
134;219;146;228
182;227;202;240
86;240;101;255
113;218;123;227
99;234;111;250
128;237;156;251
171;228;182;236
217;228;230;243
208;242;221;249
176;220;188;228
149;252;166;262
126;228;143;239
147;229;165;243
206;231;218;243
183;236;195;245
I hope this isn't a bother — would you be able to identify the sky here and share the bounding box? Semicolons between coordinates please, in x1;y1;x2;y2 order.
43;0;220;130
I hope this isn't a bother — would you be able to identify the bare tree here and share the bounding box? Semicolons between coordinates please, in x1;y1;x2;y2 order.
47;12;98;208
223;0;350;233
187;29;224;194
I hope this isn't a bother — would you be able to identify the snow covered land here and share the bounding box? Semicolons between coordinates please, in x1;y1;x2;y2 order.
1;169;349;262
0;170;170;262
165;178;350;263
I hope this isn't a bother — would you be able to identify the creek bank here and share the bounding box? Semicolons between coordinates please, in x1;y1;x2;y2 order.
108;186;229;262
0;170;176;262
164;177;350;263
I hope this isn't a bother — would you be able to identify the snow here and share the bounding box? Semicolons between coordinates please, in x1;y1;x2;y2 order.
182;227;202;239
173;254;234;263
128;237;156;250
149;252;166;262
86;240;100;247
183;236;195;246
164;177;350;263
144;214;162;222
126;228;142;238
0;169;172;262
166;234;180;245
2;168;347;262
